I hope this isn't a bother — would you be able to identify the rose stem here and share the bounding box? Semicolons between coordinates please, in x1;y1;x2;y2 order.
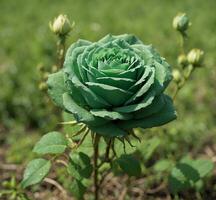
57;36;66;68
173;64;194;100
93;134;100;200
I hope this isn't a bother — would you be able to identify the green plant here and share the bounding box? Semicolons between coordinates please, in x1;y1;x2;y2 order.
19;12;211;200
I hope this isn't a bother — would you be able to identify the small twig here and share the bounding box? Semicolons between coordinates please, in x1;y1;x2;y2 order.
119;177;130;200
44;177;67;197
72;124;87;137
75;128;90;148
146;182;166;194
55;159;68;167
118;187;128;200
99;170;112;186
0;164;20;171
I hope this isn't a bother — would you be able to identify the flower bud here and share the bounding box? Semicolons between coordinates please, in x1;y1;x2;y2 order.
49;14;74;36
37;63;45;72
177;54;188;67
39;82;48;91
187;48;204;67
52;65;58;73
172;69;182;83
173;13;190;32
43;72;49;80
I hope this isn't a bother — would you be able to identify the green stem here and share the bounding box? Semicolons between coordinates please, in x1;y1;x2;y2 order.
57;36;66;68
179;33;185;54
173;64;194;100
93;134;100;200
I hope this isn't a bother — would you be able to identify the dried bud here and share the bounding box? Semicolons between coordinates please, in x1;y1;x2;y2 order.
172;69;182;83
177;54;188;67
173;13;190;33
187;48;204;67
49;14;74;36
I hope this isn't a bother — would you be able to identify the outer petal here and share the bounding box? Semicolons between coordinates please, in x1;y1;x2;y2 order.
67;76;111;109
113;34;143;45
132;44;172;93
90;109;132;120
62;93;108;126
47;71;66;109
113;90;156;113
124;68;155;105
118;96;177;129
154;60;172;93
133;94;166;119
64;39;92;64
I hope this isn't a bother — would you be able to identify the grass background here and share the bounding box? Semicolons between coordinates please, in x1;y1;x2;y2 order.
0;0;216;198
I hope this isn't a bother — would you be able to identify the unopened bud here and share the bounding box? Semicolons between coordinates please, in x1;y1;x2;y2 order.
173;13;190;33
39;82;48;91
49;14;74;36
177;54;188;67
187;48;204;67
172;69;182;83
43;72;49;80
37;63;45;72
52;65;58;73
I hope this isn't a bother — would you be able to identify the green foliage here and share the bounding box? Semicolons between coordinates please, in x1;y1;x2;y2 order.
0;177;30;200
21;159;51;188
112;154;141;177
68;152;93;180
169;157;214;194
138;136;161;161
33;131;67;154
5;130;39;164
1;0;216;199
153;159;174;172
70;179;86;200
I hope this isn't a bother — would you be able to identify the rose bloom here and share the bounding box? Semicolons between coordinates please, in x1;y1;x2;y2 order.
48;34;176;137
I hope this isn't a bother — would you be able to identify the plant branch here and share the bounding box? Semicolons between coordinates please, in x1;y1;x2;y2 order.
44;178;67;197
173;64;194;100
93;134;100;200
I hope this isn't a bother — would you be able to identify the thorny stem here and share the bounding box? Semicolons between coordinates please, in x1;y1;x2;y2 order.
93;134;100;200
57;36;66;68
173;64;194;100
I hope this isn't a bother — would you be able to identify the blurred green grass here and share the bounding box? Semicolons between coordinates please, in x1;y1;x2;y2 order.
0;0;216;164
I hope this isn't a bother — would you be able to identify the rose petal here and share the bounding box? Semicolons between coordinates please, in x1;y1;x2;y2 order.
63;93;108;126
85;82;133;106
118;96;177;129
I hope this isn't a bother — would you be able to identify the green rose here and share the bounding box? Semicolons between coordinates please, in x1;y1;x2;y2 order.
47;34;176;137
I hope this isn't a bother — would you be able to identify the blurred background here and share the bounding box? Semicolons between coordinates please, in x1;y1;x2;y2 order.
0;0;216;199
